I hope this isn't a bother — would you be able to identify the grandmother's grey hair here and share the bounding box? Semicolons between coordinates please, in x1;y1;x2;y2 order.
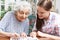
14;1;32;15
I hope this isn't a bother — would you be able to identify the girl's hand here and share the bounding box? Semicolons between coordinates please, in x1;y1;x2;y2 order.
37;31;46;37
30;32;37;38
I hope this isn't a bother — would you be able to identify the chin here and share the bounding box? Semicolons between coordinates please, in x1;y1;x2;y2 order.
20;20;25;22
39;17;44;19
20;19;26;22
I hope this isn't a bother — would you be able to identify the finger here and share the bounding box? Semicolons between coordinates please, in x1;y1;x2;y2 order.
14;33;20;38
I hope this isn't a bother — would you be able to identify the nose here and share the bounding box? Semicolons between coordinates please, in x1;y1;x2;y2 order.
23;14;26;18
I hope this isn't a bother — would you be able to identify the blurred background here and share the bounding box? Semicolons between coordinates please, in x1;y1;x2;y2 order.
0;0;37;20
0;0;60;33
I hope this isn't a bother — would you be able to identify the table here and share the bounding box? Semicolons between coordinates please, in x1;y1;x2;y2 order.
0;36;10;40
0;36;59;40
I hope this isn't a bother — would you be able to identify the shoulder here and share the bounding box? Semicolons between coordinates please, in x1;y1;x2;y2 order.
50;12;60;17
50;12;60;26
50;12;60;20
0;11;15;22
5;11;15;16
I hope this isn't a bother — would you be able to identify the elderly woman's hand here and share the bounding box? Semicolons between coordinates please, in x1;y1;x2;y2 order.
9;33;20;38
20;32;27;38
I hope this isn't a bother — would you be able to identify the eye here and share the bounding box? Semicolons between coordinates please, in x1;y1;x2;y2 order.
25;13;29;15
40;12;44;14
19;11;24;14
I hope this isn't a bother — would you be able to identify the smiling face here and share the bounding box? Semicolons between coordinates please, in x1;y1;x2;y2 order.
15;9;29;22
37;6;50;20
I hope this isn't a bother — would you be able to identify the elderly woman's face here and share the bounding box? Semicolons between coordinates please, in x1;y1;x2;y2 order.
15;9;29;22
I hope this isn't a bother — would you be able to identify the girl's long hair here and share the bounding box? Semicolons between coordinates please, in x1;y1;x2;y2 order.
36;14;44;31
36;0;52;31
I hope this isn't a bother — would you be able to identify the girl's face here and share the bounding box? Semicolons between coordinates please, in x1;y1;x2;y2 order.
15;9;29;22
37;6;50;20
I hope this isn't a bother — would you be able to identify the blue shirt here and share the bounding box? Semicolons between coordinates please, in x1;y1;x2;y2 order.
0;11;29;35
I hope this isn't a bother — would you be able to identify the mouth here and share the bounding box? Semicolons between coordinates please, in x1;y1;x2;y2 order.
39;16;43;19
20;18;26;21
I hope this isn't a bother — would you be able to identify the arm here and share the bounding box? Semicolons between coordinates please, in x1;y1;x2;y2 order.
0;31;13;37
37;31;60;40
0;12;20;38
0;12;11;37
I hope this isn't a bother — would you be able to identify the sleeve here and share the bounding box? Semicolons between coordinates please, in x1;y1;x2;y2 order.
0;11;11;31
32;22;37;31
54;17;60;36
54;24;60;36
24;18;29;35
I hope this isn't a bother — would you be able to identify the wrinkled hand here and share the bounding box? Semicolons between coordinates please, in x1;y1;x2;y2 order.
10;33;20;38
30;32;37;38
20;32;27;38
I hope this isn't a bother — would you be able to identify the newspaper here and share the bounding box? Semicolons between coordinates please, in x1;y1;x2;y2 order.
10;37;38;40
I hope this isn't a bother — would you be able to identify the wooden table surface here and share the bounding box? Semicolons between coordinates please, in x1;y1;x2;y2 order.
0;36;10;40
0;36;59;40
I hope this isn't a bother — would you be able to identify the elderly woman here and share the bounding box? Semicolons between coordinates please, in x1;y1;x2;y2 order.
0;1;32;38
